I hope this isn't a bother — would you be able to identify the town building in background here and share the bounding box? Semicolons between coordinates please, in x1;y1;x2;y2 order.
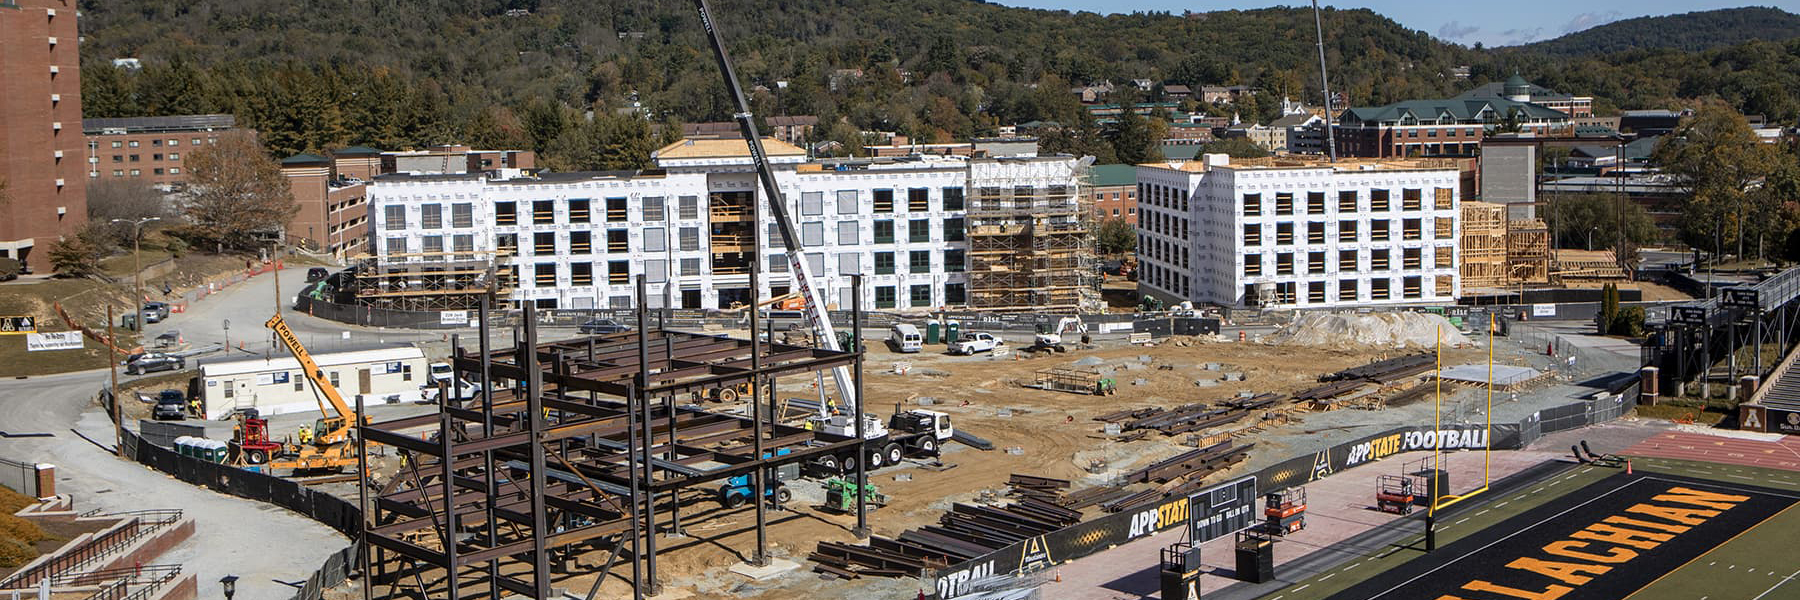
0;0;87;271
681;115;818;146
1088;164;1139;225
1453;74;1594;118
1136;154;1462;308
381;145;534;175
362;139;1094;312
82;114;236;191
1335;76;1580;159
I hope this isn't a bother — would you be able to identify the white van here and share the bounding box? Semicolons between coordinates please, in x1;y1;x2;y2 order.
889;323;923;353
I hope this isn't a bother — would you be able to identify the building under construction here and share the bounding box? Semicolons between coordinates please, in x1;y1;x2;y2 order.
357;290;872;600
347;249;513;312
964;158;1101;311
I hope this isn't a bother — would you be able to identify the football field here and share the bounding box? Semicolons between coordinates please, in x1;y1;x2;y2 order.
1259;453;1800;600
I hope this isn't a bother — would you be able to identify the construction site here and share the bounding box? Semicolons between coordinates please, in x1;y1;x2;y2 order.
965;159;1102;312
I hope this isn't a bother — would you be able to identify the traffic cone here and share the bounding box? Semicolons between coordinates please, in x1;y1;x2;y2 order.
1626;460;1632;475
1054;568;1062;582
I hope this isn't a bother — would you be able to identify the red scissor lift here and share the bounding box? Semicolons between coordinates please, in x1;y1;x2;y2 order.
1262;486;1307;535
1376;474;1417;514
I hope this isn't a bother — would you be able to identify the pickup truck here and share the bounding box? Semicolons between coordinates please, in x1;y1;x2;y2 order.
951;332;1005;355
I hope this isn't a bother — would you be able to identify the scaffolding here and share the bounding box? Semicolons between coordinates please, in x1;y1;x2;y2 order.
964;159;1100;312
1460;202;1508;289
358;289;868;600
351;250;514;311
1506;219;1551;285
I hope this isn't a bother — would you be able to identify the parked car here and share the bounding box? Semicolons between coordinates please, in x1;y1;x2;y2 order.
125;353;185;376
143;302;171;320
306;267;330;282
152;390;187;420
578;318;630;335
951;332;1005;355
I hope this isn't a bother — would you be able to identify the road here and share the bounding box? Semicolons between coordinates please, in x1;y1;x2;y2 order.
1;262;396;600
134;264;450;374
0;369;345;600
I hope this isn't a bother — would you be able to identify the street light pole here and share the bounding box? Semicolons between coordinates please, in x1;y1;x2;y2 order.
111;217;161;318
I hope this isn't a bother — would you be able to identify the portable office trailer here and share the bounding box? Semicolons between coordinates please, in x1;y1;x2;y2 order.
195;347;428;419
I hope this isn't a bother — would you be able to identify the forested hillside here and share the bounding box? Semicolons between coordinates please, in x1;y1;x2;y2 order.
69;0;1800;165
1519;7;1800;56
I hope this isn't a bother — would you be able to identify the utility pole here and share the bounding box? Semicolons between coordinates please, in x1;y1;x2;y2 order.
111;217;160;316
272;239;283;353
108;305;121;457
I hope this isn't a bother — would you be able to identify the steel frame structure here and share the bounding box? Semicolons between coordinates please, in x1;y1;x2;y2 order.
356;283;868;600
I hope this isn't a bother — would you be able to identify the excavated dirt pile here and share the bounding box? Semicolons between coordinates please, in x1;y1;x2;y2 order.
1263;311;1473;349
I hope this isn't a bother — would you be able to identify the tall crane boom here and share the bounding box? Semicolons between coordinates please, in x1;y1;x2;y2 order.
691;0;858;415
265;314;356;443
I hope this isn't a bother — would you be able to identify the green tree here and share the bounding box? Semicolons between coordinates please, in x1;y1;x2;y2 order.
182;131;300;249
1096;217;1137;255
1543;194;1659;251
543;112;656;172
1599;283;1619;335
1652;103;1779;258
1108;109;1162;165
1200;138;1272;159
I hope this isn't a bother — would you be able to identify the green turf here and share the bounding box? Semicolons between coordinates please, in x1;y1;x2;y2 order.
1621;458;1800;600
1263;458;1800;600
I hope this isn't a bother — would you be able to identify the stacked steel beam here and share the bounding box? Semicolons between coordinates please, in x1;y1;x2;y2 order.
811;474;1091;579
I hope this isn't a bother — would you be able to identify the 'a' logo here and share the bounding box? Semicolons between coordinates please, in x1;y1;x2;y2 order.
1309;449;1333;481
1018;535;1054;572
1745;409;1763;430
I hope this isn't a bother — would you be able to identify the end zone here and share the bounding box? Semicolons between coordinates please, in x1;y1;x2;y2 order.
1323;472;1800;600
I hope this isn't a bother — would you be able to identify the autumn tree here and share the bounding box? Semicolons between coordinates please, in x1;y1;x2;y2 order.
48;225;110;277
182;131;299;250
87;179;170;247
1652;103;1779;258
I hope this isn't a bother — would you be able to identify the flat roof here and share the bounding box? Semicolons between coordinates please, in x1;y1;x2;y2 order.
200;347;424;378
1139;155;1461;174
83;114;236;135
653;138;806;160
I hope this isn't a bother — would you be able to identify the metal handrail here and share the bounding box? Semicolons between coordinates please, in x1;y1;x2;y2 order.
1;510;183;587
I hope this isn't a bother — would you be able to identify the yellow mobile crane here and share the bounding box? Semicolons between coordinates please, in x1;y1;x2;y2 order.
228;315;362;472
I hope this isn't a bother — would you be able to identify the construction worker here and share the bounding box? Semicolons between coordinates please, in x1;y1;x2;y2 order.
188;398;203;418
297;423;313;445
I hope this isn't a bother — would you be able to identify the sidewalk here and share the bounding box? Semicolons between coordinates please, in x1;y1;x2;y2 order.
1042;449;1563;600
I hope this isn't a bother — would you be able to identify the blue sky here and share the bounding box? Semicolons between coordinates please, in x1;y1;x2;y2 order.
991;1;1799;47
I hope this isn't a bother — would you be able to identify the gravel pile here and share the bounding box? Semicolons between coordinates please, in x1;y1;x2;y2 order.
1263;311;1473;349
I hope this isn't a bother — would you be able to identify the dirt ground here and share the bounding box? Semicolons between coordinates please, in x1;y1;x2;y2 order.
1560;280;1692;301
529;336;1492;600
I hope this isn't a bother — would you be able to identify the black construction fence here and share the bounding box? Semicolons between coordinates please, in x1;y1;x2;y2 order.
930;376;1644;598
118;424;360;600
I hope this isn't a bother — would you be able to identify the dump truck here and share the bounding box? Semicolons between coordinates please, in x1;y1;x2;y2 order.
1034;367;1117;396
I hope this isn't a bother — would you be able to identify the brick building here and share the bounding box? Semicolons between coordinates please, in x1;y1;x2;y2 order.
281;152;370;259
82;114;237;190
1088;164;1138;225
0;0;87;271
